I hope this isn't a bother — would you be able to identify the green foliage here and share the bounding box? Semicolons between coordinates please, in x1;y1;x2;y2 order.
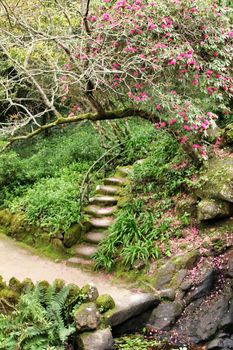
114;334;160;350
0;282;85;350
99;119;156;167
0;123;103;229
132;131;196;196
0;120;156;231
94;132;196;271
93;200;179;271
9;164;88;231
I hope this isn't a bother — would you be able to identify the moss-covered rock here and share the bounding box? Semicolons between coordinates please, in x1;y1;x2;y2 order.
0;209;13;226
196;158;233;203
0;288;19;313
81;284;99;302
175;197;197;217
8;213;27;238
77;328;114;350
54;279;65;292
51;238;66;253
38;280;50;291
96;294;115;313
21;278;34;292
197;198;231;222
154;251;200;290
0;275;7;290
74;302;100;331
8;277;22;293
63;223;83;248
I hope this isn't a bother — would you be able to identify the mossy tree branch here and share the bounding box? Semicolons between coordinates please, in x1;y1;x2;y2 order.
0;108;157;152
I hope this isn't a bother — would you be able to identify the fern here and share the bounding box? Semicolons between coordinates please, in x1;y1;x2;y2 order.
0;282;79;349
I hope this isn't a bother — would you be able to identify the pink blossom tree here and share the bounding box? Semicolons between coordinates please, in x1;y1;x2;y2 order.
0;0;232;161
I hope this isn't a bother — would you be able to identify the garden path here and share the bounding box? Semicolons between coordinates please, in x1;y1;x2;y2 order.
0;234;140;305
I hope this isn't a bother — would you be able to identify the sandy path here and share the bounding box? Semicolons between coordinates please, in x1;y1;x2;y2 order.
0;235;137;304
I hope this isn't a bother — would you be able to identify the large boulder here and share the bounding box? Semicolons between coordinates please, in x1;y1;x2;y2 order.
154;250;200;290
197;198;231;222
185;262;217;303
196;158;233;203
147;301;184;330
74;302;100;332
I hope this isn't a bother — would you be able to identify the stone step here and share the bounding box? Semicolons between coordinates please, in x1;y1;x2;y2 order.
104;177;128;186
89;216;115;228
89;196;119;206
85;205;117;217
75;244;98;259
116;166;132;178
66;256;93;267
96;185;120;196
84;231;109;244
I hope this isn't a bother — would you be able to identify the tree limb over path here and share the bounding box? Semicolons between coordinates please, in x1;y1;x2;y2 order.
0;108;157;152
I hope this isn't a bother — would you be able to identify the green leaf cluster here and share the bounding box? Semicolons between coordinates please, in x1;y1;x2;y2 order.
0;282;85;350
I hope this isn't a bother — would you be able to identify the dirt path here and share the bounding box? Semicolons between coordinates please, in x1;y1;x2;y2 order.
0;235;138;305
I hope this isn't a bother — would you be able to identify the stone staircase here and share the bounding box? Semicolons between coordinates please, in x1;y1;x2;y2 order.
73;166;132;262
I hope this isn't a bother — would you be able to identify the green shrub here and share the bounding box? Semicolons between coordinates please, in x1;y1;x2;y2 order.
132;131;196;196
9;164;89;231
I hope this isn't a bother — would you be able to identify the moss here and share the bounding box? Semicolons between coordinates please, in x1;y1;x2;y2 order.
171;250;200;270
66;283;80;302
0;288;19;313
195;158;233;201
38;280;50;292
0;276;7;290
8;277;22;293
63;223;83;248
96;294;115;313
21;278;34;292
117;195;131;208
81;284;99;302
0;209;13;226
51;238;66;254
54;279;65;292
222;123;233;145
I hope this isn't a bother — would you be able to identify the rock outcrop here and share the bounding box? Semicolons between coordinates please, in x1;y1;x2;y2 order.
196;158;233;221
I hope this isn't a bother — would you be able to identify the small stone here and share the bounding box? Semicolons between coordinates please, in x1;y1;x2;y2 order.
54;279;65;291
180;280;193;291
158;289;176;301
96;294;115;313
77;328;114;350
132;259;146;270
81;284;99;302
51;238;66;253
8;277;22;293
74;302;100;332
63;223;83;248
21;278;34;292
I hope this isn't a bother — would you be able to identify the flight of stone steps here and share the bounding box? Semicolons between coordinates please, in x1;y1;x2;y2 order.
73;166;132;262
